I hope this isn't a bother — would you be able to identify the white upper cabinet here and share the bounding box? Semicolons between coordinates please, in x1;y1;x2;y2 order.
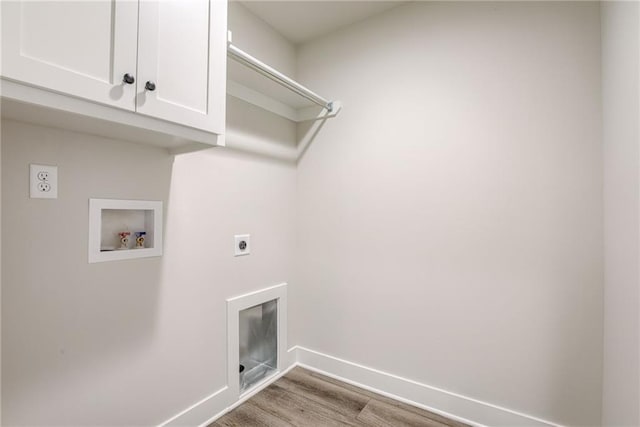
137;0;226;133
1;0;226;137
1;1;138;111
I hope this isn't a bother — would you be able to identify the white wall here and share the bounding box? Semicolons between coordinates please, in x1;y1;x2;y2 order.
228;1;295;77
0;120;295;426
294;2;603;425
225;2;298;160
1;3;298;425
0;131;2;426
1;120;172;425
154;129;296;425
602;2;640;426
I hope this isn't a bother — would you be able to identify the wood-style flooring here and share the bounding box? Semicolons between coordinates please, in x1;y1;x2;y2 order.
211;367;469;427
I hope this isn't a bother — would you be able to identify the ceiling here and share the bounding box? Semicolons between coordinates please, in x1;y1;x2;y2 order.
239;1;406;45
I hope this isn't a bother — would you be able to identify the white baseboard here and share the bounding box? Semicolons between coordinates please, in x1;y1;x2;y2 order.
158;349;298;427
159;345;562;427
196;363;297;427
293;346;563;427
158;386;230;427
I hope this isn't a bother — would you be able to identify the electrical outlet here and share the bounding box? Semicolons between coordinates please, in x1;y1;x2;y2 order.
30;164;58;199
234;234;251;256
37;182;51;192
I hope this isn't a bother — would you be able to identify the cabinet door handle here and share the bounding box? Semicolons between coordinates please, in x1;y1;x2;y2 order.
145;81;156;91
123;73;135;84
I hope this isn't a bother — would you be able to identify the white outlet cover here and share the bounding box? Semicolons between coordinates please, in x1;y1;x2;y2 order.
234;234;251;256
30;164;58;199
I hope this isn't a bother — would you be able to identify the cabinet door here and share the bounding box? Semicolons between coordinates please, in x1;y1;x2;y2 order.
136;0;226;134
1;1;138;111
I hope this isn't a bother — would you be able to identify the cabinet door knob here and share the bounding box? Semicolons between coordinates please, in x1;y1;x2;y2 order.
145;81;156;91
122;73;135;84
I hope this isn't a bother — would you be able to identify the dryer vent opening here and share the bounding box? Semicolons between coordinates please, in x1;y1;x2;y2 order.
239;299;277;393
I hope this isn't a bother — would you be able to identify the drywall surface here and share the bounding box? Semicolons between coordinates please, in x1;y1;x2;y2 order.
1;120;171;425
0;118;295;426
228;1;296;77
294;2;603;425
602;1;640;426
156;136;295;425
0;118;3;426
226;1;298;160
